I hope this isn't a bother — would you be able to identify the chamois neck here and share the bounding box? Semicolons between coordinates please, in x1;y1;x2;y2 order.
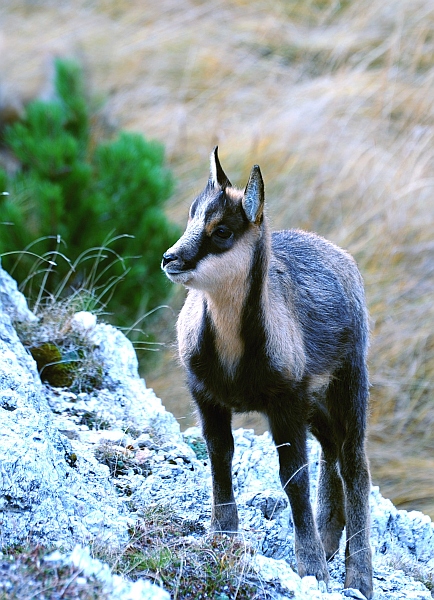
203;222;269;372
205;221;270;315
202;282;247;374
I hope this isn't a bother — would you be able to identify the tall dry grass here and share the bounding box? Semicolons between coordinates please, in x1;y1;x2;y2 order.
1;0;434;515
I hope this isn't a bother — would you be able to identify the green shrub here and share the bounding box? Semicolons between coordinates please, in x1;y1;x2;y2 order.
0;58;178;328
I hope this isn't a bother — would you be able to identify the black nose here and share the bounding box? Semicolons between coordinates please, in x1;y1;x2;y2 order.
162;252;178;268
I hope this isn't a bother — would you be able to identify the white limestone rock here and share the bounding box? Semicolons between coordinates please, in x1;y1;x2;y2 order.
0;262;37;323
70;318;183;442
0;268;130;547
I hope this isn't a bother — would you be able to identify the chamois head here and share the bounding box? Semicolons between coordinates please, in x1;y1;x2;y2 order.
162;147;264;291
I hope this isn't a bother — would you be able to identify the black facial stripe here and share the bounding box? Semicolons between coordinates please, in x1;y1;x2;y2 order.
181;214;249;270
182;229;232;269
183;188;252;269
217;212;246;232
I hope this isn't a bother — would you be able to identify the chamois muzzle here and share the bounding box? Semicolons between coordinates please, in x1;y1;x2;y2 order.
161;248;192;284
161;251;178;269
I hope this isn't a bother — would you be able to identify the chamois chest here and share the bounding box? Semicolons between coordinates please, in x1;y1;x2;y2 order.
179;293;288;413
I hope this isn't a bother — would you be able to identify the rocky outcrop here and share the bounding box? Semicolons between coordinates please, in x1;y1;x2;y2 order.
0;264;181;550
0;262;433;599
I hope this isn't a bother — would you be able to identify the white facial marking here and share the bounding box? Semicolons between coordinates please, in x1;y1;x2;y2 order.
163;208;207;284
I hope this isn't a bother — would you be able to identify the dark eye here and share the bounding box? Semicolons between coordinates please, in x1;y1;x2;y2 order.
213;226;232;240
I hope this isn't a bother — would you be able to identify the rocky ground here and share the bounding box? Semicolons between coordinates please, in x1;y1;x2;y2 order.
0;261;433;599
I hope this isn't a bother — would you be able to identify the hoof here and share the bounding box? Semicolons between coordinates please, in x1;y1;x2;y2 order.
296;549;329;584
345;568;373;599
345;543;373;600
211;503;239;535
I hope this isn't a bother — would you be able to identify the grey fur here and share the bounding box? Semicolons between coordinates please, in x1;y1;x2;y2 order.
162;148;373;599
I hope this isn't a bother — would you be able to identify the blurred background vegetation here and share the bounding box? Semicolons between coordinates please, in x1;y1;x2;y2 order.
0;58;178;331
0;0;433;517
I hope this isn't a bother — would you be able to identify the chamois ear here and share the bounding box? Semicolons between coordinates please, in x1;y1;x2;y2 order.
209;146;232;188
242;165;264;224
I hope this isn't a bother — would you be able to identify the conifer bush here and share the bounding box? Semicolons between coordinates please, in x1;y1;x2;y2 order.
0;58;178;327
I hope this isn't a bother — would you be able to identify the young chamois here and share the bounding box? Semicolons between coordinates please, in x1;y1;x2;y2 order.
162;148;373;599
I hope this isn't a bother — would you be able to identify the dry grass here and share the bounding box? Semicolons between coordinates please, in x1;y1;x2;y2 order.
0;512;263;599
0;544;108;600
14;294;104;391
1;0;434;516
107;504;265;599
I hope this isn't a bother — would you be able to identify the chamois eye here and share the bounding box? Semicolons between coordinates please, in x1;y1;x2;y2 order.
213;226;232;240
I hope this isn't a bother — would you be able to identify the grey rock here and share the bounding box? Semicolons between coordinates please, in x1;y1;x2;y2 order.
0;266;183;550
343;588;368;600
246;490;288;520
0;261;37;323
0;338;130;546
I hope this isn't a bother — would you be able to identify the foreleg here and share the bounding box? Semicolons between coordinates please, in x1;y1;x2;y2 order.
197;398;238;533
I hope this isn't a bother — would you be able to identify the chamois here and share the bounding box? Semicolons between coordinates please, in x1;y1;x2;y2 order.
162;148;373;599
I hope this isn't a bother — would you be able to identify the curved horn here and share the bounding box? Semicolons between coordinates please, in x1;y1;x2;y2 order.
209;146;232;188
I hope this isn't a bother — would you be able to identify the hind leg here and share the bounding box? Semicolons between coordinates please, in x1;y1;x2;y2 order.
340;438;372;599
268;404;328;584
310;404;346;560
331;361;373;600
316;447;346;560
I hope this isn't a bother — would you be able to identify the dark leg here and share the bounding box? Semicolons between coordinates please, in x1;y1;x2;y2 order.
268;407;328;583
316;447;346;559
340;438;372;599
330;361;373;599
196;398;238;533
310;406;346;560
